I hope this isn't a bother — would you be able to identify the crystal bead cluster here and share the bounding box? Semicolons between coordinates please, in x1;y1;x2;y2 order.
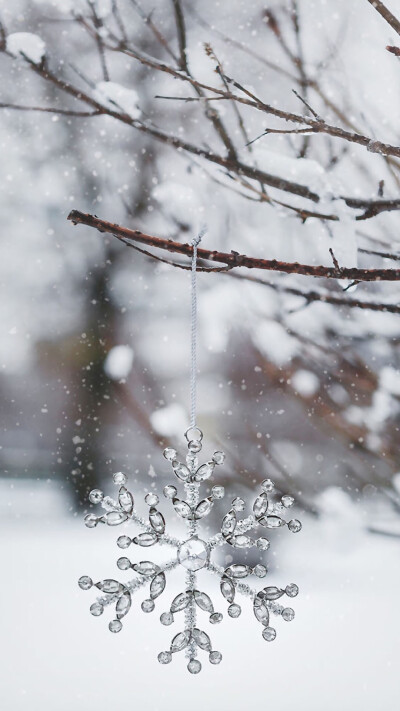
78;429;302;673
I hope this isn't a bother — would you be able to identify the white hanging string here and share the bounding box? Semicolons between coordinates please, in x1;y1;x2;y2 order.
190;226;207;429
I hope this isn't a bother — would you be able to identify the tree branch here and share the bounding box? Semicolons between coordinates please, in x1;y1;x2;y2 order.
343;196;400;220
171;0;188;72
3;45;400;216
67;209;400;282
227;272;400;313
108;40;400;158
367;0;400;36
0;102;102;116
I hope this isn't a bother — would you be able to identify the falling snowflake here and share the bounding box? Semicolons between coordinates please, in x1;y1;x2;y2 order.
78;430;302;674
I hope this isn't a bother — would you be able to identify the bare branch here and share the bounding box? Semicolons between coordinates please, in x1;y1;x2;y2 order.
67;209;400;282
3;46;400;217
292;89;321;120
4;56;314;200
110;40;400;158
171;0;188;72
227;272;400;314
387;44;400;55
111;0;128;45
129;0;178;62
329;247;341;271
367;0;400;36
0;102;102;116
343;196;400;220
84;2;110;81
359;247;400;261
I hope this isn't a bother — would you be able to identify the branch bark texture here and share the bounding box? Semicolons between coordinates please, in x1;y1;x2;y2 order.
67;210;400;283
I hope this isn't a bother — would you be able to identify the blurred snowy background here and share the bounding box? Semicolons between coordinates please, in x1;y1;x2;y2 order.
0;0;400;708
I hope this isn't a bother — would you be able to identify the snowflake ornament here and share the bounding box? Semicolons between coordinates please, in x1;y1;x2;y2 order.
78;428;302;673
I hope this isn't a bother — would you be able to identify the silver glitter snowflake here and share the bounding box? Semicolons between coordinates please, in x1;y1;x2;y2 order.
78;429;302;674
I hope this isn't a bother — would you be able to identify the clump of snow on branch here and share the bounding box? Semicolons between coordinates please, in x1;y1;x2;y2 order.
379;366;400;396
345;366;400;436
252;145;357;270
6;33;46;64
252;321;299;366
104;345;134;381
291;370;320;397
150;404;187;436
93;82;141;119
252;147;327;196
152;182;205;228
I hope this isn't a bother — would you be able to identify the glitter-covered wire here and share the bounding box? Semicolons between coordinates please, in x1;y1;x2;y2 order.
184;482;200;662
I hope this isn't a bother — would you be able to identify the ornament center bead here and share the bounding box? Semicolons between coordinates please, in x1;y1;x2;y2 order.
178;536;209;571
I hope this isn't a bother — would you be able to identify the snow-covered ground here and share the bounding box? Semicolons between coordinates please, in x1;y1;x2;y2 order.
1;479;399;711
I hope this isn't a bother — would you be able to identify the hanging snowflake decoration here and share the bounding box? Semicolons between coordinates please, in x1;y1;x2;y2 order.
78;429;302;673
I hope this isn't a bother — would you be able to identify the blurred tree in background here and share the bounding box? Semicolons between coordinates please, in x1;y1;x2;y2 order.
1;0;400;532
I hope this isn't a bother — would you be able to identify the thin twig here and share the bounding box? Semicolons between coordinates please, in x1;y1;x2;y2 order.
129;0;178;62
0;102;102;116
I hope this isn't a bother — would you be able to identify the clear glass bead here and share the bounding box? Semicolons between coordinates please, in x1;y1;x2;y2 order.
90;602;103;616
188;440;202;453
261;478;275;492
117;535;131;549
109;619;122;633
89;489;103;504
133;532;157;547
78;575;93;590
282;607;295;621
84;514;98;528
262;586;284;601
117;557;131;570
193;590;213;612
210;612;223;624
228;603;241;618
178;536;209;571
160;612;174;626
158;651;172;664
172;461;190;482
141;598;155;613
163;485;177;499
211;485;225;499
145;493;159;506
262;626;276;641
232;497;245;512
257;537;270;550
163;447;177;461
212;451;225;465
281;495;294;508
113;472;127;486
193;462;214;482
288;519;302;533
285;583;299;597
254;564;268;578
187;659;202;674
209;651;222;664
134;561;158;576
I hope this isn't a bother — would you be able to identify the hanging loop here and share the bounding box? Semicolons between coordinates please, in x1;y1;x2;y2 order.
185;426;204;443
